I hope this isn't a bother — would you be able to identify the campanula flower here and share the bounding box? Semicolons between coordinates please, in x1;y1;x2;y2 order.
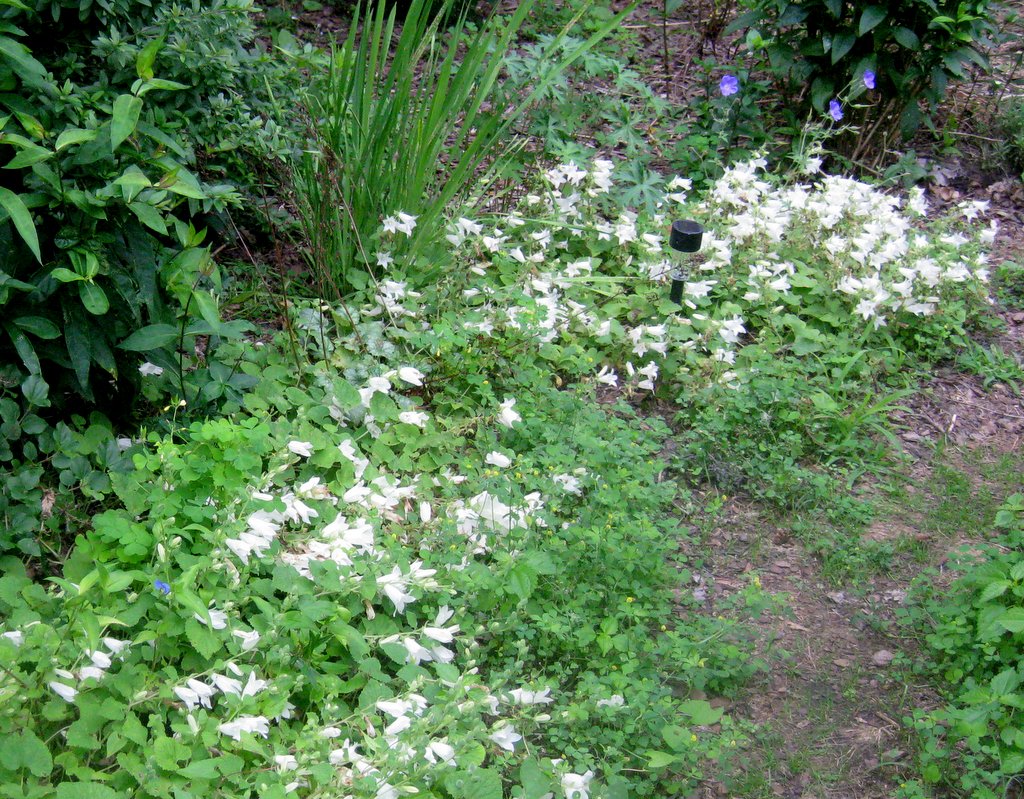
863;70;876;89
154;579;171;595
829;99;843;121
719;75;739;96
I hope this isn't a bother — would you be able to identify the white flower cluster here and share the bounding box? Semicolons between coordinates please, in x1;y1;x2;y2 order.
46;637;130;703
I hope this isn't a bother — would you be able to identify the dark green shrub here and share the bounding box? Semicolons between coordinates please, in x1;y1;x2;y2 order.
0;0;307;555
729;0;996;146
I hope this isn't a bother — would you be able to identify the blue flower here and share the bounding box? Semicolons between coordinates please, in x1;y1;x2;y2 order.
154;580;171;595
719;75;739;97
863;70;876;90
829;99;843;121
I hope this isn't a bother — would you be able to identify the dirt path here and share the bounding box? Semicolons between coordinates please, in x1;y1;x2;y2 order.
683;314;1024;799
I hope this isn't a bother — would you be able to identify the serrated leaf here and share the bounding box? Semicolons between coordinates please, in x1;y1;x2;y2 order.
0;731;52;777
183;618;221;660
53;783;122;799
508;562;536;600
979;580;1011;603
991;668;1019;696
110;94;143;151
0;186;39;261
997;607;1024;633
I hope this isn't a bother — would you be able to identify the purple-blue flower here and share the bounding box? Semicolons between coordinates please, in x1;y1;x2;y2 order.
863;70;876;90
154;580;171;595
719;75;739;97
829;99;843;121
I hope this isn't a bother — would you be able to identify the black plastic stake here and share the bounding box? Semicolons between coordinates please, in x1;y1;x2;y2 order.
668;220;704;308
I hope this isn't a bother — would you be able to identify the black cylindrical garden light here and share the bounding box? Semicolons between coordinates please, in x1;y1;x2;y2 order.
668;219;704;306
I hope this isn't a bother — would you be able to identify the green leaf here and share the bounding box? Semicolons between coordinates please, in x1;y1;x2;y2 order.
892;26;920;49
13;316;60;339
979;580;1011;603
830;32;856;64
778;4;807;26
4;142;52;168
333;380;362;409
997;607;1024;633
135;36;164;81
519;759;555;799
645;750;677;769
0;35;47;90
55;128;98;151
183;618;221;659
139;78;189;94
64;309;92;394
5;323;40;373
0;186;40;262
191;290;220;329
0;731;52;777
49;266;81;282
53;782;123;799
164;175;207;200
128;201;168;235
445;769;503;799
991;668;1019;696
859;6;887;34
119;324;179;351
110;94;143;151
507;562;536;600
679;698;725;725
810;77;835;111
178;758;221;779
115;166;152;203
79;281;109;315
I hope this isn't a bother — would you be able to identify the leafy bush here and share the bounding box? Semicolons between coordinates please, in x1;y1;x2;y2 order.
902;493;1024;798
729;0;997;149
0;0;313;556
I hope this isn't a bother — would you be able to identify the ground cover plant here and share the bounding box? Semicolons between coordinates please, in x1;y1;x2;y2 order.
0;141;1003;796
898;492;1024;798
2;0;1023;797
